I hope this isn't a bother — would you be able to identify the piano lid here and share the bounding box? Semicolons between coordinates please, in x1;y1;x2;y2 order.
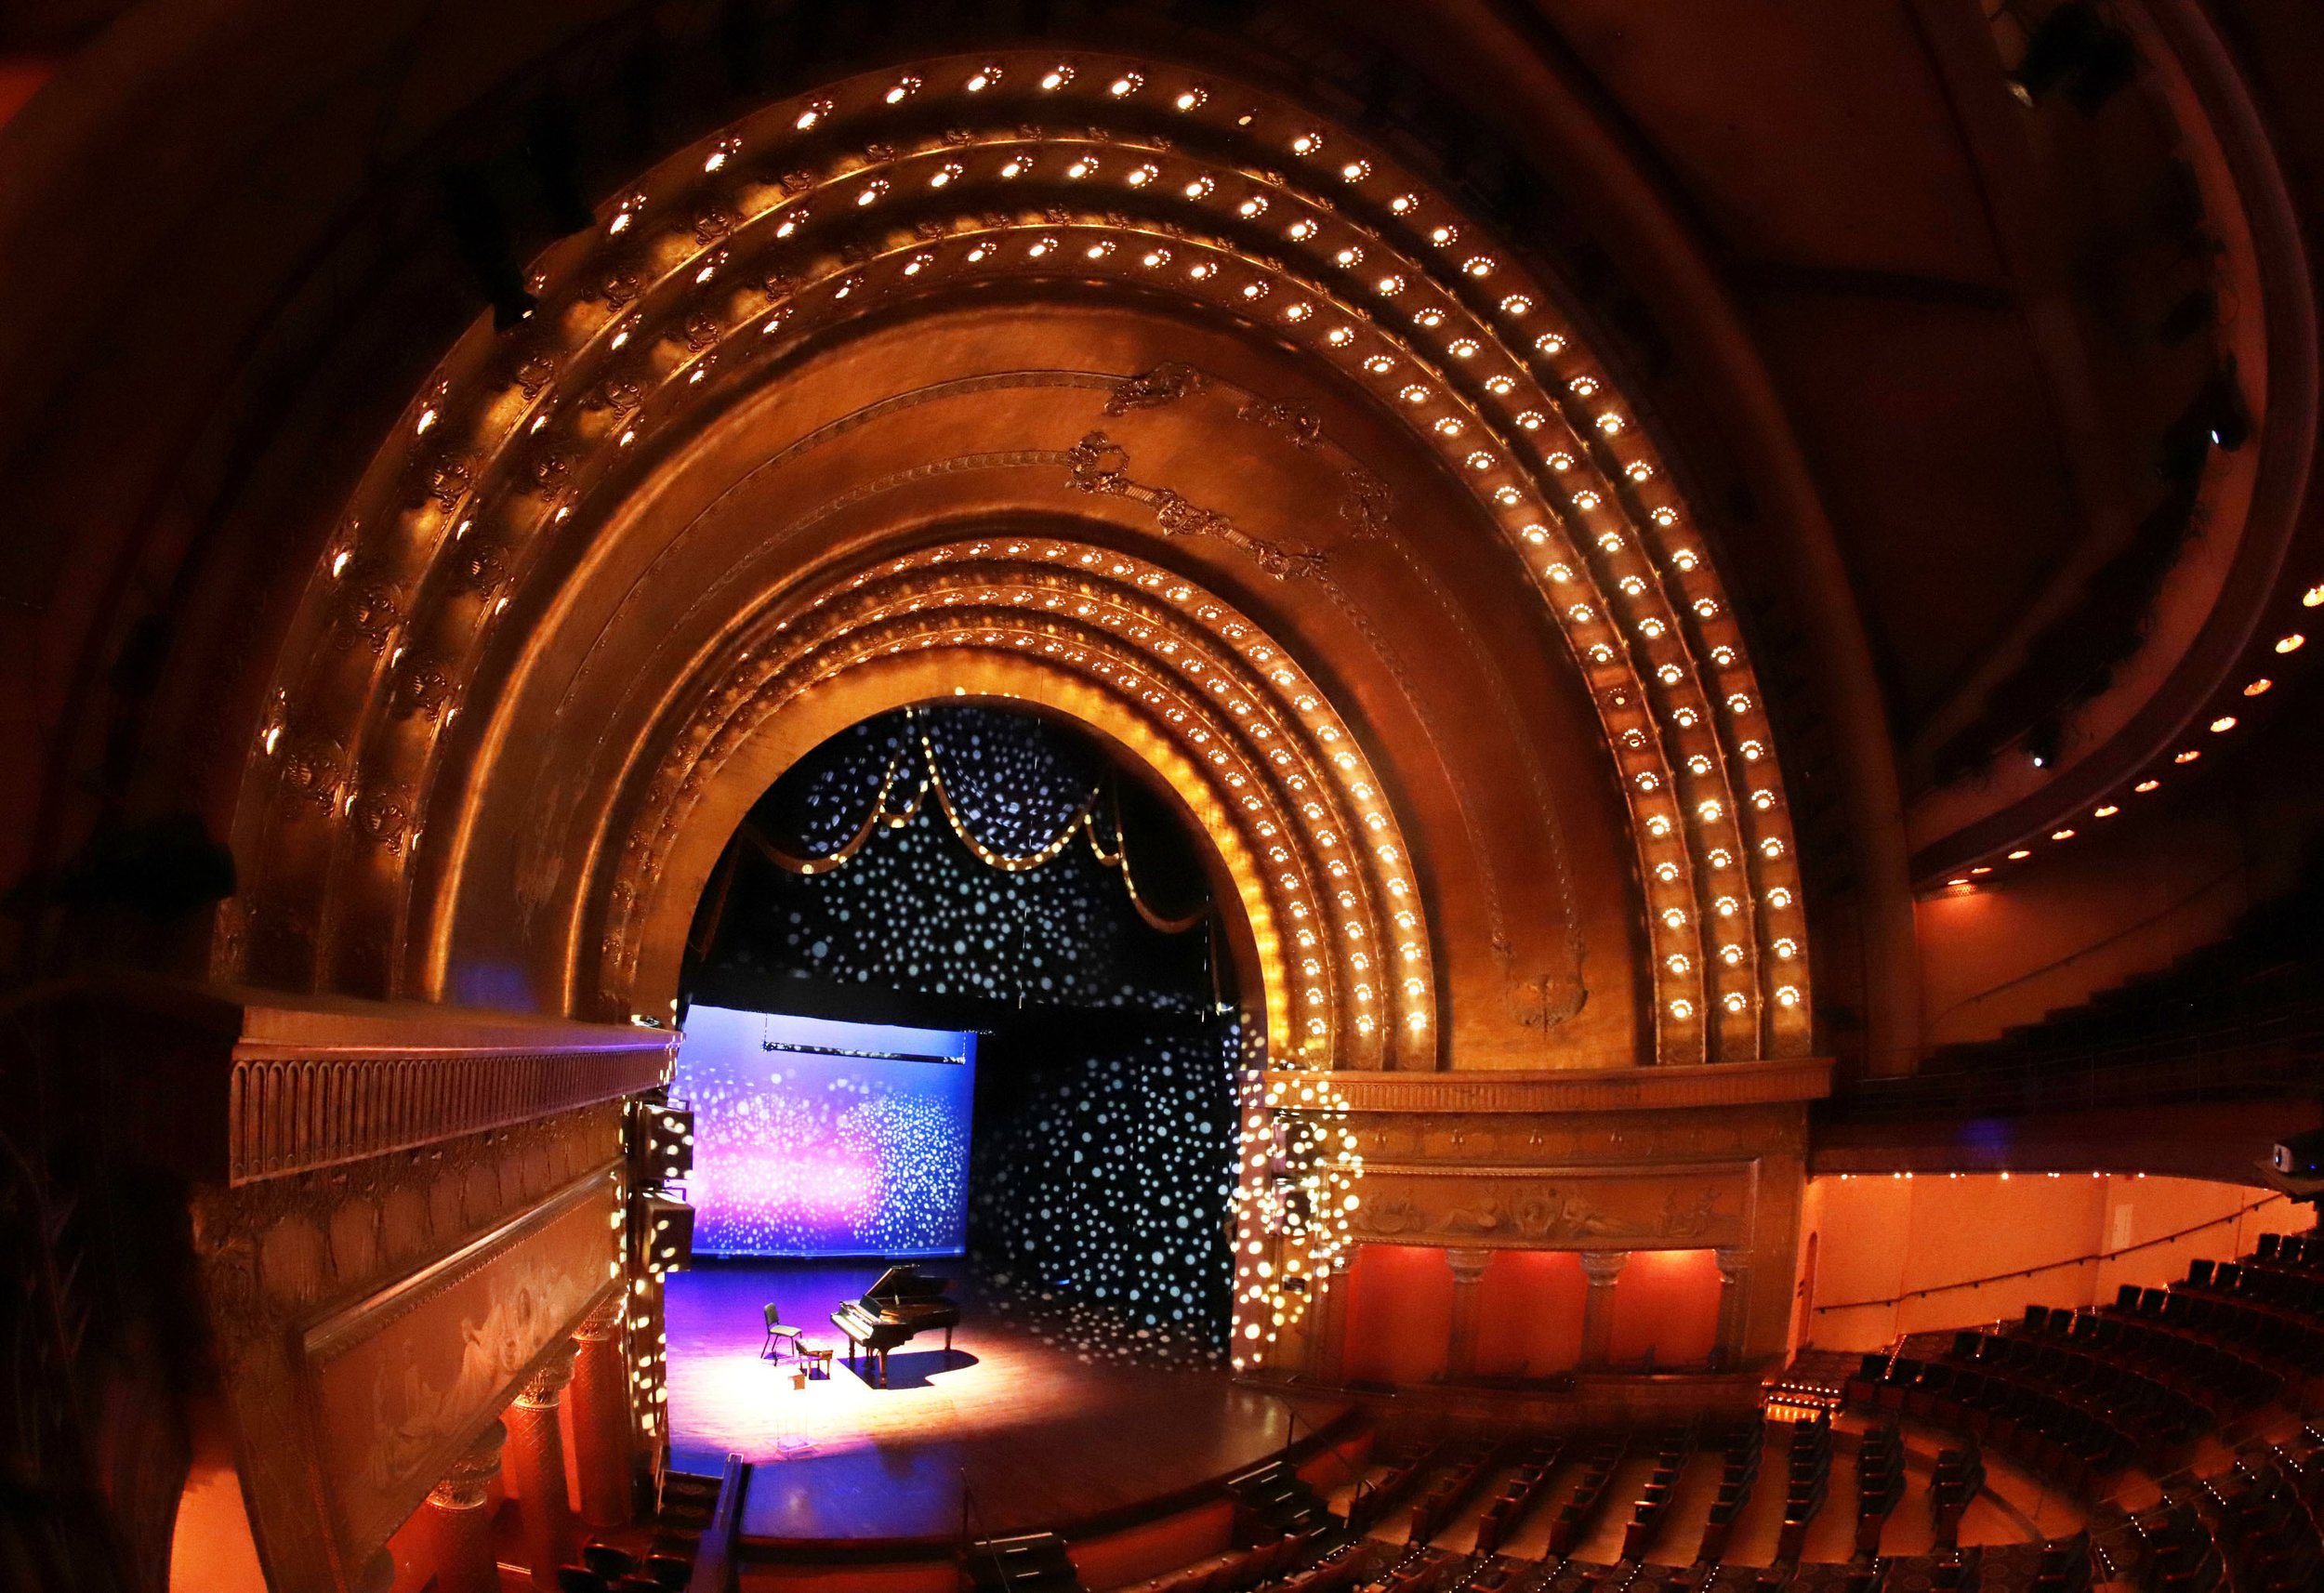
861;1263;951;1301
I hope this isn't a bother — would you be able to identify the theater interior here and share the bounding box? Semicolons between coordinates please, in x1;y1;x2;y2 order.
7;3;2324;1591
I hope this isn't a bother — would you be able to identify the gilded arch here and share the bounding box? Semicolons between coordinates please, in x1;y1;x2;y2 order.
232;48;1810;1067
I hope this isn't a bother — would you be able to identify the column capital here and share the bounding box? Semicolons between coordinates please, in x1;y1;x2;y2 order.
576;1291;626;1342
1713;1246;1751;1282
428;1420;507;1511
1578;1248;1631;1285
516;1342;579;1408
1444;1247;1494;1285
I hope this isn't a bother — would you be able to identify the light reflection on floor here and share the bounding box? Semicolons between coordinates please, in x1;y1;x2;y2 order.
664;1260;1344;1541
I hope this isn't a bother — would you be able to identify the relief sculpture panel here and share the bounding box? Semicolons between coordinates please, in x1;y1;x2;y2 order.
298;1169;620;1579
1350;1162;1755;1251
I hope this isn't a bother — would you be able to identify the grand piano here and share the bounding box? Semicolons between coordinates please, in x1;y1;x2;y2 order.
830;1264;961;1387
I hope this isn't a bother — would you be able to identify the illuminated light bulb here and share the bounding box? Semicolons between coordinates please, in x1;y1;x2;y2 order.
2278;633;2305;652
795;99;831;130
1375;274;1406;295
1661;906;1689;928
1389;193;1419;214
1967;867;1990;877
2306;585;2324;607
966;66;1001;92
2094;804;2119;817
1574;491;1601;510
1548;452;1575;472
1669;999;1695;1020
2173;749;2200;764
855;180;888;205
2134;779;2160;792
1283;302;1312;322
1400;384;1430;405
1238;195;1267;217
1184;176;1216;199
1327;326;1353;346
1448;338;1479;359
884;76;921;104
1108;72;1143;97
1522;526;1549;545
1429;224;1458;245
1545;561;1572;581
1141;249;1169;268
1039;65;1074;90
1464;257;1493;278
1766;887;1793;908
1066;157;1097;178
1773;938;1799;958
1340;160;1371;182
1776;985;1802;1007
1666;954;1692;975
1175;86;1208;111
1570;376;1599;398
2008;848;2032;860
1493;485;1522;505
2246;678;2273;696
415;407;437;436
1414;309;1445;329
2211;715;2238;732
1500;295;1532;316
2051;828;2076;840
1598;413;1626;434
929;162;962;189
1537;332;1567;354
1363;355;1394;375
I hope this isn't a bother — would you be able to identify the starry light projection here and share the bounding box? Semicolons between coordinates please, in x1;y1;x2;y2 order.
690;706;1241;1355
675;1006;975;1257
971;1025;1239;1362
711;708;1211;1010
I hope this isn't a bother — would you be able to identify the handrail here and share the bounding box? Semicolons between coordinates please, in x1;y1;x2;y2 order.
686;1452;750;1593
1811;1194;2289;1314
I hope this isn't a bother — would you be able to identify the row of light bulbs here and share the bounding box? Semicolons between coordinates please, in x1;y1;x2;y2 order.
346;54;1805;1063
1951;586;2320;889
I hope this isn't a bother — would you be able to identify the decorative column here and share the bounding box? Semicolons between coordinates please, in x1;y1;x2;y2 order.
1578;1249;1630;1369
1444;1248;1494;1379
505;1346;581;1588
568;1294;635;1529
1712;1246;1752;1372
423;1421;507;1593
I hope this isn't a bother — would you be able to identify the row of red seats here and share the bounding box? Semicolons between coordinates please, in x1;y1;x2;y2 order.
1407;1440;1505;1547
1121;1529;1327;1593
1471;1437;1564;1558
1349;1441;1449;1537
1853;1422;1904;1558
1693;1421;1764;1564
2020;1303;2278;1413
1544;1432;1630;1558
1774;1412;1832;1563
1619;1423;1701;1562
1947;1328;2201;1457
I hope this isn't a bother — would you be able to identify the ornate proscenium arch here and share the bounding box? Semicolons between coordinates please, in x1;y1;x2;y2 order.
235;48;1811;1068
606;537;1436;1072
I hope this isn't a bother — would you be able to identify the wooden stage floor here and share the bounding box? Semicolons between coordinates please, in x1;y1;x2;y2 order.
664;1260;1348;1543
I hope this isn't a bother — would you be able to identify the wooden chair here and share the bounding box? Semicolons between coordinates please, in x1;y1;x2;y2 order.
761;1302;804;1362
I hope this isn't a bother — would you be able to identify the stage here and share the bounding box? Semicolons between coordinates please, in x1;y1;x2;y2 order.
664;1260;1352;1544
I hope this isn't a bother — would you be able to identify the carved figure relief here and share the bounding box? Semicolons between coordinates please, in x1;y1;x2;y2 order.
1103;362;1208;415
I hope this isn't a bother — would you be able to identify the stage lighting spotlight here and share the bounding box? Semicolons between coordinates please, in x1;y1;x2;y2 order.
639;1102;695;1185
633;1193;694;1272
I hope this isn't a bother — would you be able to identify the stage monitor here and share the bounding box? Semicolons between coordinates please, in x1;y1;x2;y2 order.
673;1005;976;1257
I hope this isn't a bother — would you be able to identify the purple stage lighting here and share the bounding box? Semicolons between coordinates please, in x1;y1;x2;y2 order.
675;1006;976;1257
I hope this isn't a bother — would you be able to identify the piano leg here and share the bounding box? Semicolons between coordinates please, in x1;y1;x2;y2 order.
876;1349;889;1389
944;1325;954;1356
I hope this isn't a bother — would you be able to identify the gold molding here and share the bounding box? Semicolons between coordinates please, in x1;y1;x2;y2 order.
1291;1057;1832;1113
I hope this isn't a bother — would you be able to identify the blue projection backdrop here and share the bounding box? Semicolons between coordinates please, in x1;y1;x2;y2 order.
674;1006;975;1257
